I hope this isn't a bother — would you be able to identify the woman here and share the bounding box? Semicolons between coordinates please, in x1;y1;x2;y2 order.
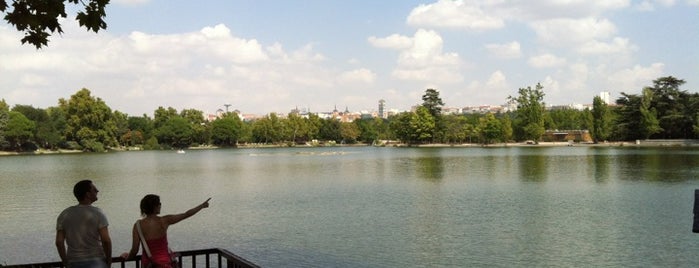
121;195;210;268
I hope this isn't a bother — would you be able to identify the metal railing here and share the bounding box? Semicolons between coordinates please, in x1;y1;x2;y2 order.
3;248;260;268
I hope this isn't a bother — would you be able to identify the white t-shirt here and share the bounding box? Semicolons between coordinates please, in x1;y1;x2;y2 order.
56;205;109;262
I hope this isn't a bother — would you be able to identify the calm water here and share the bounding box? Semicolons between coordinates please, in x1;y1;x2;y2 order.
2;146;699;267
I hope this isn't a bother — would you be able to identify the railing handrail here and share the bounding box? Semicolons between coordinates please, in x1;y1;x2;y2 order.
2;247;260;268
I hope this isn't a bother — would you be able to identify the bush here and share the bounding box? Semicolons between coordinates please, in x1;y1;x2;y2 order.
143;137;161;150
81;139;105;152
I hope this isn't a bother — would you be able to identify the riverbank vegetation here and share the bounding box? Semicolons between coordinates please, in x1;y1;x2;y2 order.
0;76;697;152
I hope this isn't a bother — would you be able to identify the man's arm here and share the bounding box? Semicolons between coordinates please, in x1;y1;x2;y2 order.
55;230;67;266
99;226;112;267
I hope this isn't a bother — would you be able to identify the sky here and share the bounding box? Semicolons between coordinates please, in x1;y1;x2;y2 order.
1;0;698;117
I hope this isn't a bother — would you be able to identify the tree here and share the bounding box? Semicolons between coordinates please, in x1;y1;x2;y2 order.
251;113;284;144
547;108;585;130
153;106;179;130
59;88;117;151
339;122;360;144
1;0;109;48
614;93;643;140
509;83;546;143
439;114;478;144
0;99;8;148
45;106;66;149
127;115;154;140
112;110;129;146
389;112;412;144
421;88;444;119
421;88;445;142
478;113;503;145
4;111;35;150
499;114;513;142
154;116;193;149
647;76;693;139
284;113;310;143
211;114;244;146
614;88;662;141
411;107;436;143
639;87;662;139
180;108;207;145
591;96;610;143
318;118;341;142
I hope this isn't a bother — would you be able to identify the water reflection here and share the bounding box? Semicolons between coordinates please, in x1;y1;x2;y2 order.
416;156;444;181
591;153;610;183
517;152;548;182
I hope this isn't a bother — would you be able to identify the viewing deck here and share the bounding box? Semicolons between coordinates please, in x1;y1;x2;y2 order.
2;248;260;268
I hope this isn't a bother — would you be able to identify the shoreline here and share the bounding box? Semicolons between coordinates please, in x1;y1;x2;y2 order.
1;140;697;156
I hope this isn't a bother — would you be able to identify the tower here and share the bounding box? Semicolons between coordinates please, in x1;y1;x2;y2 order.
378;99;386;118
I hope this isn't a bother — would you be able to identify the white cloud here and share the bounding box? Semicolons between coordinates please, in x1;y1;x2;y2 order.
392;29;463;83
607;63;665;92
528;53;567;68
486;70;509;90
635;1;657;11
368;34;412;49
485;41;522;59
338;68;377;84
530;17;617;46
0;23;358;115
656;0;677;6
372;29;463;83
564;63;590;92
406;0;504;31
403;0;632;32
493;0;630;20
635;0;677;11
577;37;638;55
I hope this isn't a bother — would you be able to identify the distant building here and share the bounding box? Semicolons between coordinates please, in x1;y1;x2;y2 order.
600;91;610;104
378;99;386;119
548;103;585;111
543;130;592;143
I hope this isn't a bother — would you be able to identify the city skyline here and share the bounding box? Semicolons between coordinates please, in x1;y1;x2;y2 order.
1;0;697;117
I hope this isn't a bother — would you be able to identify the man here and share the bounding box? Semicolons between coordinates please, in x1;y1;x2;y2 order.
56;180;112;268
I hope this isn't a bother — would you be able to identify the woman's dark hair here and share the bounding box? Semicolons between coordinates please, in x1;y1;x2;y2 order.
73;180;93;201
140;194;161;215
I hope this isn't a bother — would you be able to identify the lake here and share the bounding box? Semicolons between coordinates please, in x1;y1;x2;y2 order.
1;146;699;267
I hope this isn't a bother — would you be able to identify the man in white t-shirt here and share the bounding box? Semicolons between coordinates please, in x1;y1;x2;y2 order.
56;180;112;268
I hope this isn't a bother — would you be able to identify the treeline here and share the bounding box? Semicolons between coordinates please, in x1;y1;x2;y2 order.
0;76;696;152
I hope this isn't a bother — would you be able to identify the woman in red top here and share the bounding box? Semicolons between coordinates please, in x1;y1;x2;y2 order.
121;195;210;267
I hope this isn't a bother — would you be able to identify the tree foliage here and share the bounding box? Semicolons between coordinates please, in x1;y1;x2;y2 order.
421;88;444;119
1;0;109;48
211;114;244;146
478;113;503;145
0;99;10;148
4;111;35;150
0;76;696;152
155;116;193;149
59;88;117;151
509;83;546;143
591;96;610;143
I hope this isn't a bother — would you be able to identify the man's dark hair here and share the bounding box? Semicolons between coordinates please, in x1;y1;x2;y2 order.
140;194;161;215
73;180;93;201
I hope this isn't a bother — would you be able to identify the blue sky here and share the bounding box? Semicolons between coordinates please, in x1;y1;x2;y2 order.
1;0;698;116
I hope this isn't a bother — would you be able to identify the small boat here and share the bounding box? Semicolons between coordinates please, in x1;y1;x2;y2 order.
177;149;185;154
